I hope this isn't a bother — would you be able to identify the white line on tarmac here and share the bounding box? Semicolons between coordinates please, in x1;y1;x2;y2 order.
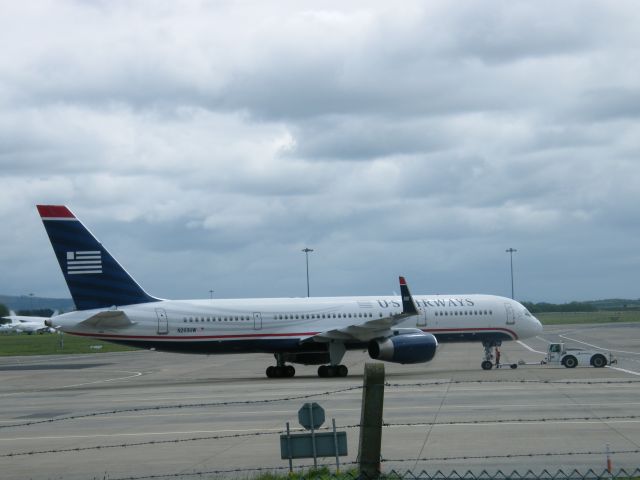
57;370;144;388
5;399;640;424
556;335;640;376
517;340;547;354
1;427;287;442
607;366;640;376
388;419;640;428
559;335;640;355
0;370;145;397
7;419;640;442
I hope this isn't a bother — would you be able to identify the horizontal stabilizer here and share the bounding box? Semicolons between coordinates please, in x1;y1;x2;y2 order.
79;310;136;329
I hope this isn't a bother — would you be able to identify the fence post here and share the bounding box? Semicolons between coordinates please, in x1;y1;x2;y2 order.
285;421;293;473
358;363;385;479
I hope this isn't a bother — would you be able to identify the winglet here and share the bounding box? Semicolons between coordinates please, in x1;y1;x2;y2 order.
399;276;419;315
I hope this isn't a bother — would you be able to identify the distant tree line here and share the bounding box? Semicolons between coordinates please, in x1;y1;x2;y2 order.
0;305;56;317
522;301;597;313
16;308;56;317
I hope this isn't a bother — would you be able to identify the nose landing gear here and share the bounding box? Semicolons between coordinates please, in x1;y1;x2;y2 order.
481;340;501;370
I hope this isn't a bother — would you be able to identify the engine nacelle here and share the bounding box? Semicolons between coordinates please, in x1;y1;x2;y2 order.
368;332;438;364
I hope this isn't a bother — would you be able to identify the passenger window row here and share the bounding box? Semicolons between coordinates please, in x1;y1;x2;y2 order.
434;310;492;316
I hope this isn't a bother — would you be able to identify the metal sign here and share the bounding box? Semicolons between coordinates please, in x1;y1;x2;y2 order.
280;431;347;459
298;402;325;430
282;403;347;473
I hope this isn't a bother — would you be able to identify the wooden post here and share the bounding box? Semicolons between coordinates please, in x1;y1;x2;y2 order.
358;363;385;479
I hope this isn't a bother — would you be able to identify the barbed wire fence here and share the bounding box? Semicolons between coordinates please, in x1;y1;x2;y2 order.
4;379;639;431
3;378;640;479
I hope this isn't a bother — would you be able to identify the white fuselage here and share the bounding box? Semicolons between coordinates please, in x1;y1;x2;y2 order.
0;316;53;334
52;294;542;354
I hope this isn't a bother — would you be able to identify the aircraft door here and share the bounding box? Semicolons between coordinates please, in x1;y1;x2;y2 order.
156;308;169;335
253;312;262;330
416;308;427;327
504;303;515;325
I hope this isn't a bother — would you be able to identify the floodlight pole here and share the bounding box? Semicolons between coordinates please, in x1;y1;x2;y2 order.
506;248;517;299
302;248;314;297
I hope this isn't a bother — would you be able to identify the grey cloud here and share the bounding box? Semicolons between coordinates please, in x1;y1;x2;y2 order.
574;87;640;122
287;116;449;160
2;1;640;302
438;2;607;64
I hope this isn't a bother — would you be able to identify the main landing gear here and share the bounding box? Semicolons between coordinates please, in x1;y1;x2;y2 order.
266;353;296;378
318;364;348;377
266;342;350;379
317;341;348;378
481;340;500;370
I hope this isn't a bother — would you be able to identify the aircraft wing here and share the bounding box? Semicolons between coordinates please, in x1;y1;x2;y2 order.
302;276;420;343
78;310;136;329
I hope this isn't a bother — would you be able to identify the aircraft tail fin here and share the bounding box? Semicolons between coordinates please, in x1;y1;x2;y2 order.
37;205;160;311
399;276;419;315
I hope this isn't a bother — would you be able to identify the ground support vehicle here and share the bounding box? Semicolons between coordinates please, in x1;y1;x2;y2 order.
543;342;617;368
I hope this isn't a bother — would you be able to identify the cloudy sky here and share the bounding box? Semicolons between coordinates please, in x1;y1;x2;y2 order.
1;1;639;303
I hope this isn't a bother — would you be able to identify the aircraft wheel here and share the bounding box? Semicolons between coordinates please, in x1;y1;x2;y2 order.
481;360;493;370
337;365;348;377
318;365;329;377
266;366;276;378
285;365;296;377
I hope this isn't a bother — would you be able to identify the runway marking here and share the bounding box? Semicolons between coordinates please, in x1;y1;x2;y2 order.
0;370;146;397
517;340;546;354
1;427;287;441
5;419;640;442
607;366;640;377
389;419;640;428
5;399;640;424
56;370;144;388
559;335;640;356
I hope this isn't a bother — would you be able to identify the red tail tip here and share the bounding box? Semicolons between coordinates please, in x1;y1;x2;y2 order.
37;205;75;219
399;276;406;285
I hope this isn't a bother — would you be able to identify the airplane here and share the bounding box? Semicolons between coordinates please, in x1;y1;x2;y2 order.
37;204;543;378
0;311;57;334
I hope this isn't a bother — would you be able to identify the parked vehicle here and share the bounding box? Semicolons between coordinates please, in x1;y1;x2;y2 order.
544;342;616;368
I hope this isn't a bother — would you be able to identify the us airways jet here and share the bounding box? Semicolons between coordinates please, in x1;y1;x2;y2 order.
38;205;542;378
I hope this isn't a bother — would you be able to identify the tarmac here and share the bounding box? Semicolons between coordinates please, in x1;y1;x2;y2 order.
1;322;639;479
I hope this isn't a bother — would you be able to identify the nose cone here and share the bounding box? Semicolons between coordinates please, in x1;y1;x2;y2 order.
529;316;544;337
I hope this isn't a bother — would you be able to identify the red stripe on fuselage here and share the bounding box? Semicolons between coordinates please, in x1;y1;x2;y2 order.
64;331;320;340
423;327;518;340
37;205;75;219
62;327;518;341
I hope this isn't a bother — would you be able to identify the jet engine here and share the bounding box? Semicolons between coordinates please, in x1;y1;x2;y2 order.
368;332;438;364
